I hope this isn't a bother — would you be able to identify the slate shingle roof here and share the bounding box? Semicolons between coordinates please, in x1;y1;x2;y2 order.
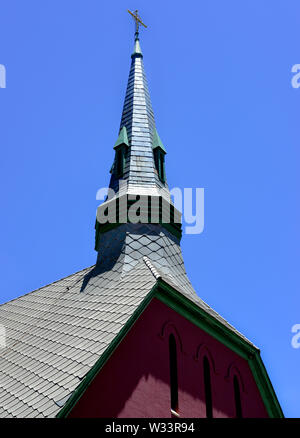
0;260;155;417
0;250;256;418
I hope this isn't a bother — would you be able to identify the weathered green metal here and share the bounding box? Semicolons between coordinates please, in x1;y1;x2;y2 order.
94;194;182;250
113;126;129;149
152;128;167;153
131;37;143;58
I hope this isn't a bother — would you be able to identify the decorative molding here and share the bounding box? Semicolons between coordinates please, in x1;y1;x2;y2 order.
159;320;184;353
225;363;246;393
194;344;217;375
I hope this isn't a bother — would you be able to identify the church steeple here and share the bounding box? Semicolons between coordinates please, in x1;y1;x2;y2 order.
109;11;169;199
95;13;195;297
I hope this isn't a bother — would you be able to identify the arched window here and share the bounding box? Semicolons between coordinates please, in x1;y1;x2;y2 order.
113;126;129;179
154;148;166;183
233;375;242;418
203;356;213;418
116;148;123;176
152;128;166;183
114;146;125;178
169;334;178;415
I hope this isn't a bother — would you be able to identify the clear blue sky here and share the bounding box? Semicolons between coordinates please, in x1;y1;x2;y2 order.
0;0;299;417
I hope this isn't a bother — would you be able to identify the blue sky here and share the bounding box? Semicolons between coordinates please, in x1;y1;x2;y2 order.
0;0;299;417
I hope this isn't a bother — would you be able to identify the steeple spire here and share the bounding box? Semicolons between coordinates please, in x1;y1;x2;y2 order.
95;14;195;297
108;10;168;199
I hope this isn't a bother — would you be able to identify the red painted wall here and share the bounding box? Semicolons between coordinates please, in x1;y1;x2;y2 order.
69;297;268;418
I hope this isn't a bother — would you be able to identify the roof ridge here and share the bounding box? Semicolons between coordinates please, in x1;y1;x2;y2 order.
142;256;161;280
143;256;257;349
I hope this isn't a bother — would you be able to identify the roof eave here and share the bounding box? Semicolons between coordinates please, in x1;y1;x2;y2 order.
56;278;284;419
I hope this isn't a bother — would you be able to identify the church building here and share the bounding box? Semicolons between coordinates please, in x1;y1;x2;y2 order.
0;12;283;418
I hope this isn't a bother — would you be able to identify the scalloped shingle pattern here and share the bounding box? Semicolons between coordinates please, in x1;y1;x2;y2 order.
0;261;157;417
0;245;256;418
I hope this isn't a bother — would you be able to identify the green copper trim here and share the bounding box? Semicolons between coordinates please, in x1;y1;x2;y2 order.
248;353;284;418
57;279;283;418
112;127;128;177
152;128;166;153
131;37;143;58
155;281;254;360
56;283;157;418
95;195;182;249
95;220;182;250
113;126;129;149
161;222;181;239
155;280;283;418
152;130;166;183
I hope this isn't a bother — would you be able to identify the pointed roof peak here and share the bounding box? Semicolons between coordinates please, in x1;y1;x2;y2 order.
114;126;129;149
132;37;143;58
152;128;167;153
108;12;170;199
128;9;146;59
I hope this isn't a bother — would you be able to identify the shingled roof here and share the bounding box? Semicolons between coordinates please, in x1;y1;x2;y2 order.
0;21;283;419
0;253;258;418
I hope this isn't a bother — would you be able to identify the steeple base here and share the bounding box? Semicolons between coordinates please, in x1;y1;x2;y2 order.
95;223;196;298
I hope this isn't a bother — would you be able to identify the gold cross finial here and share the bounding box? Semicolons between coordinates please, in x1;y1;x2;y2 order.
128;9;147;36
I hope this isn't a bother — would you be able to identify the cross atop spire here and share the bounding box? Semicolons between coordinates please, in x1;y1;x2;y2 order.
94;13;194;296
107;12;169;200
128;9;147;39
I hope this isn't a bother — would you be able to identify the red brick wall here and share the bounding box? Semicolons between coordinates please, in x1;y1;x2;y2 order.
69;298;268;418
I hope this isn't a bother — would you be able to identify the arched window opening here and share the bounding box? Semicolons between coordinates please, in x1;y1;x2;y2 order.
115;147;125;177
154;148;159;174
154;148;166;183
113;126;128;178
203;356;213;418
159;151;165;183
152;128;166;183
169;334;178;415
233;375;242;418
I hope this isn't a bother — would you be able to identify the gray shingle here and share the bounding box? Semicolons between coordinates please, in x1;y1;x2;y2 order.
0;242;255;418
0;248;167;418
